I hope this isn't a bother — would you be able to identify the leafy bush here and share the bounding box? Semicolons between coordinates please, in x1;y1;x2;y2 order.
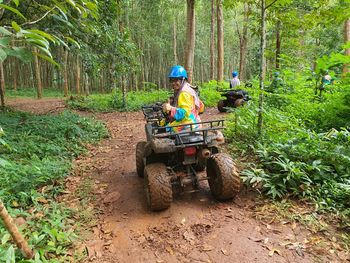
225;76;350;215
0;109;108;262
66;88;170;112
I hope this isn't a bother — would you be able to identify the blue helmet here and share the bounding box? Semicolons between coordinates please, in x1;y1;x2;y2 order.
274;71;279;76
168;65;188;79
232;71;238;77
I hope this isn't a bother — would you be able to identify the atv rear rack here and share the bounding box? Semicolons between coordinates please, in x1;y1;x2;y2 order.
151;120;225;147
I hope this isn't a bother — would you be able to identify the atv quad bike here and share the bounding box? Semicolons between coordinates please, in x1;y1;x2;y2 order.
136;103;241;211
217;89;250;112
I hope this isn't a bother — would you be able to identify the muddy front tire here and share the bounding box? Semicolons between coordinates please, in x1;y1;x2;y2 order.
136;141;147;178
207;153;240;201
217;100;227;112
144;163;172;211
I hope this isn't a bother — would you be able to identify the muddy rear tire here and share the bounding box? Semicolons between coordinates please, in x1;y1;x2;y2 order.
217;100;227;112
207;153;240;201
136;141;147;178
234;98;244;108
144;163;172;211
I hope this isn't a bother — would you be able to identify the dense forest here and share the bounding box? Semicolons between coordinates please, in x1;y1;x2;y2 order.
0;0;350;262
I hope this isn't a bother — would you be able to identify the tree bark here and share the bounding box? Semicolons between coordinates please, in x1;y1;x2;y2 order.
343;19;350;75
76;55;81;95
238;3;249;81
275;20;281;69
63;48;69;97
184;0;196;83
173;16;178;64
210;0;215;80
0;62;5;107
33;47;42;99
217;0;224;82
257;0;266;137
0;200;34;259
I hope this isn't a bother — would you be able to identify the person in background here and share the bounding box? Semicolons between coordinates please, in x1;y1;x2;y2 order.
230;71;241;89
162;65;204;132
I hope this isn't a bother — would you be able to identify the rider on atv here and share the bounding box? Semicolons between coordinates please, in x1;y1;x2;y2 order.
162;65;205;132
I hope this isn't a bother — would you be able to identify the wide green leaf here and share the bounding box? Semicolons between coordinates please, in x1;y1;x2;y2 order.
0;37;10;47
0;27;12;36
0;48;7;62
0;4;26;20
6;47;33;63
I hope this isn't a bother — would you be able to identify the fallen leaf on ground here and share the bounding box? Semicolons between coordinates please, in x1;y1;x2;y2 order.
103;191;121;203
268;248;281;257
85;240;104;259
201;244;214;251
248;236;263;242
221;248;229;256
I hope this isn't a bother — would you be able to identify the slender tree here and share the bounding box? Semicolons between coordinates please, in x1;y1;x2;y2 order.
217;0;224;82
34;48;42;99
184;0;196;83
344;19;350;75
257;0;267;136
210;0;215;80
0;62;5;107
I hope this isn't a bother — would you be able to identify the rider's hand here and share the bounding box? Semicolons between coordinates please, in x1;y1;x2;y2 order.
163;103;172;113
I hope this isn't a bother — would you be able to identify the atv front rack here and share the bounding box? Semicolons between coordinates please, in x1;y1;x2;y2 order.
151;120;225;147
142;103;165;123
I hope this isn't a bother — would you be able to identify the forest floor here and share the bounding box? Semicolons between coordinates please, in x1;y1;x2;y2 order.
6;98;348;263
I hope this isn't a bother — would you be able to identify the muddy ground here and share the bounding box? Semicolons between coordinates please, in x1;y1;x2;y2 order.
6;98;345;263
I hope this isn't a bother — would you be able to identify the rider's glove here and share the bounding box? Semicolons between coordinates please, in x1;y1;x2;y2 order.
162;103;172;113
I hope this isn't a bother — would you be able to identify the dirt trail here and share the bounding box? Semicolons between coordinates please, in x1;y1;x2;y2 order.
7;98;328;263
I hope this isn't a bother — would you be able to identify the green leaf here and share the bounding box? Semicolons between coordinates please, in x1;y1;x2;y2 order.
27;29;56;43
11;21;21;32
36;53;60;68
0;48;7;62
0;27;13;36
6;47;33;63
1;233;11;245
5;245;15;263
12;0;19;6
0;4;26;20
66;36;80;48
0;37;11;47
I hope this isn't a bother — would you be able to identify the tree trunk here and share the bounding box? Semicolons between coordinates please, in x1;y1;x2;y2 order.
217;0;224;82
84;72;90;95
0;62;5;107
275;20;281;69
63;48;69;97
257;0;266;137
173;16;178;64
184;0;196;83
0;200;34;259
76;55;81;94
343;19;350;75
33;47;42;99
239;3;249;81
210;0;215;80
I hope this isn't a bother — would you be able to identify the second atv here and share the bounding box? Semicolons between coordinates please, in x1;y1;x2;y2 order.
217;89;250;112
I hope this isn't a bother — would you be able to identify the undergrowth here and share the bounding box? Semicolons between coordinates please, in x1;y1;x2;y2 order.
0;109;108;262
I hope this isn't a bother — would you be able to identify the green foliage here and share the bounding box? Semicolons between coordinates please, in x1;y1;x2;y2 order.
199;81;223;107
226;73;350;215
6;87;64;98
66;88;171;112
0;109;108;261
